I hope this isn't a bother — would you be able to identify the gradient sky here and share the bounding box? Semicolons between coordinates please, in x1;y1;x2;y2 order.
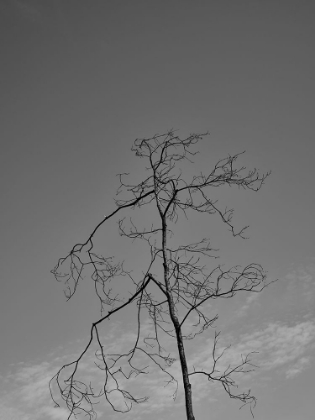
1;1;315;419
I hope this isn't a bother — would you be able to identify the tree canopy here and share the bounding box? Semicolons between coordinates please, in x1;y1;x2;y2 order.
50;131;271;420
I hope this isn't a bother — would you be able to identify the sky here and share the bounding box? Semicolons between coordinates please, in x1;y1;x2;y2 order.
0;0;314;419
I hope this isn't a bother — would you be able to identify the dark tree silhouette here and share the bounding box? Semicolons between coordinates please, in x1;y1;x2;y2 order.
50;131;272;420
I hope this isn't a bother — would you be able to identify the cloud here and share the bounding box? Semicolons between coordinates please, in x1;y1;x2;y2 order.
285;356;310;378
1;263;314;419
0;360;56;420
2;320;314;420
236;292;260;318
0;404;31;420
214;320;315;379
0;327;181;419
36;406;69;420
0;318;199;420
284;263;315;307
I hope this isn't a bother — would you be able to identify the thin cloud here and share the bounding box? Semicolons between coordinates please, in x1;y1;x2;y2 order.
0;404;30;420
2;320;314;419
0;360;58;420
285;263;315;307
285;356;310;378
1;265;314;419
216;320;315;378
236;292;260;318
0;321;197;419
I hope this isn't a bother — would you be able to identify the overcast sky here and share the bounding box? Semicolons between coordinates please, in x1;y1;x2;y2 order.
0;1;314;419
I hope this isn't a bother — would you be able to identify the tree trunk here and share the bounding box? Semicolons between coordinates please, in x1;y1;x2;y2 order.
161;208;195;420
174;321;195;420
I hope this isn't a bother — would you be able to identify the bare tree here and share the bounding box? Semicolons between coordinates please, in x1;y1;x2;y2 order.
50;131;271;420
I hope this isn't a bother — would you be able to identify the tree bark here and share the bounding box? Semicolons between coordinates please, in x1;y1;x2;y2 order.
174;318;195;420
160;198;195;420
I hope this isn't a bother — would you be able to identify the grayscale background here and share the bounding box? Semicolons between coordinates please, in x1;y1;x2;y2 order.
0;1;314;419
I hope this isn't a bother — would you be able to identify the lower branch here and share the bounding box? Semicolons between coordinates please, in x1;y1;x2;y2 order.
189;331;258;417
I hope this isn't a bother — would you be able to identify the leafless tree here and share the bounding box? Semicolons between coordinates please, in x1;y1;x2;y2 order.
50;131;272;420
